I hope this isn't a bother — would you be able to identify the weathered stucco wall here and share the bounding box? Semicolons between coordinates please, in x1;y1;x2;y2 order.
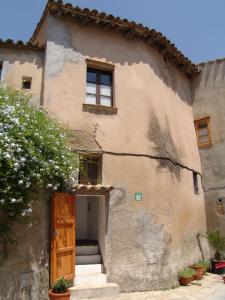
39;15;209;292
0;191;50;300
0;48;44;106
192;60;225;235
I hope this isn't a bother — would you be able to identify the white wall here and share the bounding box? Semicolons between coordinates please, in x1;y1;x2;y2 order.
76;195;106;267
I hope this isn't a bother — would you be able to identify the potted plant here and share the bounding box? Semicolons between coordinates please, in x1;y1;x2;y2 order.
178;268;196;286
48;277;72;300
198;260;210;274
191;263;204;280
222;275;225;284
208;230;225;274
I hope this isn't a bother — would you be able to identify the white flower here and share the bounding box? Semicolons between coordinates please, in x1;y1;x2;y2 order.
11;198;16;203
18;180;23;185
20;157;26;163
4;153;10;159
14;162;20;168
0;199;5;204
47;184;53;188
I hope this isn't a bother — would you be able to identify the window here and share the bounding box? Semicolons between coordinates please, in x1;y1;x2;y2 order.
86;68;113;107
0;62;2;82
193;171;199;194
194;117;211;148
79;155;102;185
216;199;225;216
22;77;32;90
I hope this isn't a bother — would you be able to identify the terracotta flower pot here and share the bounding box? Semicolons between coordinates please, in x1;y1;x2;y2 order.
222;275;225;284
48;289;70;300
179;276;192;286
192;266;204;280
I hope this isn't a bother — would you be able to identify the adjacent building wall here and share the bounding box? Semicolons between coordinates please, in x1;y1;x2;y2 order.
0;191;50;300
192;60;225;235
39;15;209;292
0;48;44;105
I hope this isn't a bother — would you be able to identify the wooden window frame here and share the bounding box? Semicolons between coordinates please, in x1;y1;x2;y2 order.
86;67;113;107
194;117;211;148
78;154;102;185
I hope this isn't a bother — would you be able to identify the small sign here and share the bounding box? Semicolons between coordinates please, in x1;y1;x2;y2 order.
135;192;142;201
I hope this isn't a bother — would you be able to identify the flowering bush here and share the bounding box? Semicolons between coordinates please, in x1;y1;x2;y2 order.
0;85;78;245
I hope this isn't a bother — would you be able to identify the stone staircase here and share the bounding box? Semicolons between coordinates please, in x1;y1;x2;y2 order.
70;243;119;300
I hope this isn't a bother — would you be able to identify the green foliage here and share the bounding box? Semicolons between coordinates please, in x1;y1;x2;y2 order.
178;267;196;278
208;230;225;260
0;85;78;245
192;262;204;268
198;260;210;271
52;277;72;294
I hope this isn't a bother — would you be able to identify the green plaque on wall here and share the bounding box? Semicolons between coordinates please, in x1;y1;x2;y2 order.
135;192;142;201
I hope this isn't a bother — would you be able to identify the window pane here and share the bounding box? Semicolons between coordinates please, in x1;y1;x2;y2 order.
100;84;111;97
198;122;207;129
100;73;111;86
87;70;97;83
86;82;96;94
199;128;208;136
100;96;111;106
199;135;209;143
86;93;97;105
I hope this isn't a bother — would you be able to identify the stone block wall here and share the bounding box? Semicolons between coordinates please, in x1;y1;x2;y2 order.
0;191;50;300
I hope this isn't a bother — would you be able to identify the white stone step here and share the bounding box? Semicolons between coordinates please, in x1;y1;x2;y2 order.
76;264;102;275
76;255;101;265
70;283;119;300
76;245;99;256
74;273;106;286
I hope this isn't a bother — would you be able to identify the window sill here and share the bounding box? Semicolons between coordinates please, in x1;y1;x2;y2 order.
198;143;212;149
83;103;118;115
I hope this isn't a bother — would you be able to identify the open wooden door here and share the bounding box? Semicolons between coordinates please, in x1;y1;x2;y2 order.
51;192;76;284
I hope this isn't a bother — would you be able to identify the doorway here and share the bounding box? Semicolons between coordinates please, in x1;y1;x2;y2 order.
75;195;106;264
50;191;110;286
74;195;107;286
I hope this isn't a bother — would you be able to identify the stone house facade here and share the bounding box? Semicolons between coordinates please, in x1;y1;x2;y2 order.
192;59;225;235
0;1;210;299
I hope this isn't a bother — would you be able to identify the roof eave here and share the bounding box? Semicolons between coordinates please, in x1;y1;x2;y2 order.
29;0;198;77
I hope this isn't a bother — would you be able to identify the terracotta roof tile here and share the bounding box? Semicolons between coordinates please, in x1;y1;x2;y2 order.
30;0;198;77
71;184;113;194
0;39;44;51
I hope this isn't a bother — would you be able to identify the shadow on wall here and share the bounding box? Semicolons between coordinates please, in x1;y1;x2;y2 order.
47;15;192;106
147;112;181;181
0;48;44;69
191;60;225;101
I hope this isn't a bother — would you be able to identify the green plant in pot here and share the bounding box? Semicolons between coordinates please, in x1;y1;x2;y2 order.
208;230;225;274
49;278;72;300
191;262;204;280
178;268;196;286
198;260;210;274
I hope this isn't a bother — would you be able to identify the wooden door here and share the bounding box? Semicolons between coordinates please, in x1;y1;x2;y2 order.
51;192;76;284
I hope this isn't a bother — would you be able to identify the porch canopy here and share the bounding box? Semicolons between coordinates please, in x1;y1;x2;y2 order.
71;184;113;195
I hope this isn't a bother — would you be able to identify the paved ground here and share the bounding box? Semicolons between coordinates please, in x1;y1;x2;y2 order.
86;273;225;300
118;274;225;300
